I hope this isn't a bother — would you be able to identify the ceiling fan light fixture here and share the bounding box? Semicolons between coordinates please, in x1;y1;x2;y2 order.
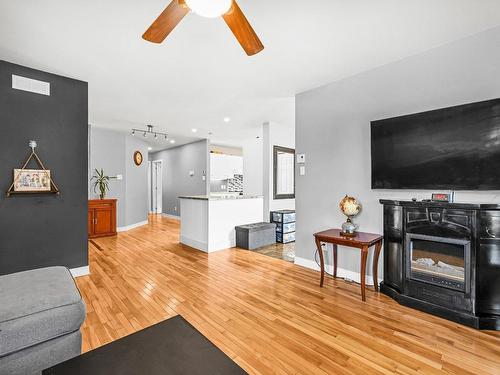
185;0;232;18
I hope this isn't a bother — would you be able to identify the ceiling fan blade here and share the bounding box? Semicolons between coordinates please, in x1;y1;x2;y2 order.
142;0;190;43
222;1;264;56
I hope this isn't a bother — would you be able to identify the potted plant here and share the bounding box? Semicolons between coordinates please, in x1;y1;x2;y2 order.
90;168;111;199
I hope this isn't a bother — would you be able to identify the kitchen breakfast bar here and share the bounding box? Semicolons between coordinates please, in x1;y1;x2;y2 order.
179;195;264;253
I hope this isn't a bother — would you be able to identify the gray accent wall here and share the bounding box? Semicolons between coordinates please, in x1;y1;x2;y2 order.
150;140;209;217
125;135;149;226
89;127;126;225
0;60;88;275
89;127;149;228
295;26;500;277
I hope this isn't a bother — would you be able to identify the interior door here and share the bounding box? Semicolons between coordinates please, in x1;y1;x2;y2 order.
94;208;112;235
151;162;157;213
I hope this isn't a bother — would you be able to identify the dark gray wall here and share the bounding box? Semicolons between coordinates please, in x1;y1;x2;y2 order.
295;26;500;279
150;140;209;217
0;60;88;275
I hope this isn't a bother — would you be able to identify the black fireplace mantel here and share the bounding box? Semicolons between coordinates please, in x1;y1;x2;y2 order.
380;199;500;330
380;199;500;210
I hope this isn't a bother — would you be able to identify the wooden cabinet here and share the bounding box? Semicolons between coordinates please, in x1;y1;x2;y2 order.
88;199;117;239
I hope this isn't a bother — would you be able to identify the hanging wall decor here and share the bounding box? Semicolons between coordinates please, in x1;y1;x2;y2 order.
133;151;143;166
5;140;60;196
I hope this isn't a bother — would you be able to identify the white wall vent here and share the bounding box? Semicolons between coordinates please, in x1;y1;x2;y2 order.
12;75;50;96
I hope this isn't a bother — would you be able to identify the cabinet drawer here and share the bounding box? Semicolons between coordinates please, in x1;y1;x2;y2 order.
277;232;295;243
276;222;295;233
271;211;295;223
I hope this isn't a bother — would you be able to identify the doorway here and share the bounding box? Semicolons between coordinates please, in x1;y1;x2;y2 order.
150;160;163;214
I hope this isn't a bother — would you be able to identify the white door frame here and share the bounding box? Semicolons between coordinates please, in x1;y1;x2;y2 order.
148;161;152;213
151;160;163;214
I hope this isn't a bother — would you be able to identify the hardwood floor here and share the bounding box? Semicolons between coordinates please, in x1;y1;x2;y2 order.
254;241;295;263
77;215;500;374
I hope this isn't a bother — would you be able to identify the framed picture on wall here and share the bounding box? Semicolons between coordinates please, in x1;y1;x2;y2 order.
13;169;51;192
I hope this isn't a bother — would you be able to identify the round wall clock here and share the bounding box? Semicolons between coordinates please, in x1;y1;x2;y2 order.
133;151;143;166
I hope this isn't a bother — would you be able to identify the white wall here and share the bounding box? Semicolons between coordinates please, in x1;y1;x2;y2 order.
242;133;263;196
263;121;296;218
242;121;296;219
210;153;243;181
294;26;500;282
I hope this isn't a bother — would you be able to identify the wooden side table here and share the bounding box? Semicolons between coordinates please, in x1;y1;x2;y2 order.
314;229;383;301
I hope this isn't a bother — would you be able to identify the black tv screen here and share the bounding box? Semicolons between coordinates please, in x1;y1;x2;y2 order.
371;99;500;190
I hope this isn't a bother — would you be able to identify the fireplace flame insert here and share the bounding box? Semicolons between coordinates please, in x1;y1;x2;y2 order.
406;233;470;293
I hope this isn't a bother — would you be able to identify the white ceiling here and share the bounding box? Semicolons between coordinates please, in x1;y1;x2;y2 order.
1;0;500;148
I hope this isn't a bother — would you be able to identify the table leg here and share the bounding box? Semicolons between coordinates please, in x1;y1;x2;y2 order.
333;244;338;278
360;245;368;302
315;237;325;287
373;240;383;293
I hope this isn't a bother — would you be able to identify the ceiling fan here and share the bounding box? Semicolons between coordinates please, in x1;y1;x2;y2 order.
142;0;264;56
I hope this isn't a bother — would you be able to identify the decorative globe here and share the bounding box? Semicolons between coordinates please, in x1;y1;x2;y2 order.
339;195;362;235
339;195;361;217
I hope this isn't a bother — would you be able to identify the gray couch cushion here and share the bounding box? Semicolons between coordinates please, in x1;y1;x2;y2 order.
0;266;86;357
0;329;81;375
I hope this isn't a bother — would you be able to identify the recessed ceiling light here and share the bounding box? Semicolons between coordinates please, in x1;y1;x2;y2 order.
191;128;198;133
170;139;176;144
223;117;231;123
148;146;152;151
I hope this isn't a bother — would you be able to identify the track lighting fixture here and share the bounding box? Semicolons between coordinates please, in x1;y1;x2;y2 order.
130;125;169;141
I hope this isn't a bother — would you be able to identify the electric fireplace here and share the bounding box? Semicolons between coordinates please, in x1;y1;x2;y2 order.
380;200;500;330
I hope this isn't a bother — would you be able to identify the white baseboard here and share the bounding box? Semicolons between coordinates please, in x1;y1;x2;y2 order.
117;220;149;232
294;256;382;286
162;213;181;220
180;235;233;254
208;239;234;253
180;235;208;252
70;266;90;278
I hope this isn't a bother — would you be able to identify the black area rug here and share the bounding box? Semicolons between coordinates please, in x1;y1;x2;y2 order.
43;315;247;375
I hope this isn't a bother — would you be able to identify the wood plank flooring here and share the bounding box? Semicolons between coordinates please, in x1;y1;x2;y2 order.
254;241;295;263
77;215;500;374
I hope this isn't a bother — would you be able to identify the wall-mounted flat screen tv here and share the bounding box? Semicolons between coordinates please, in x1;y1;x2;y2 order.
371;98;500;190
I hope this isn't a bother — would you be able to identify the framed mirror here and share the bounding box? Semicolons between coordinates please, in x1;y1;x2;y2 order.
273;146;295;199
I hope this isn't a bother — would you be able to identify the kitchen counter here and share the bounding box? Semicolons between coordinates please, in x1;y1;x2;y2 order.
179;195;263;253
178;195;262;201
